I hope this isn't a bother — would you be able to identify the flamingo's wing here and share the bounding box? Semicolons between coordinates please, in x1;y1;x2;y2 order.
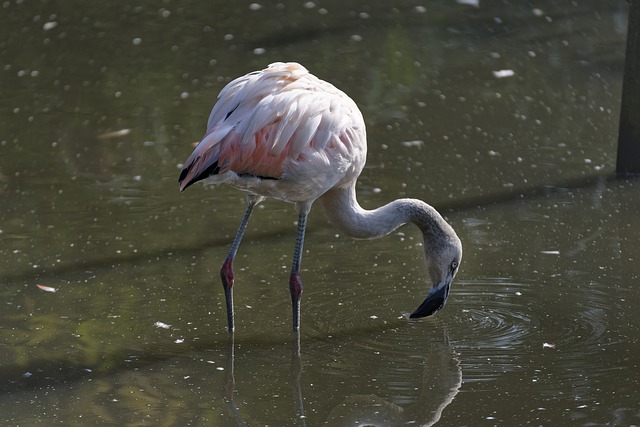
178;62;363;192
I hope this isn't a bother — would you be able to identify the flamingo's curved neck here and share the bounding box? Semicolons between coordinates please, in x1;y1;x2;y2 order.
318;185;452;241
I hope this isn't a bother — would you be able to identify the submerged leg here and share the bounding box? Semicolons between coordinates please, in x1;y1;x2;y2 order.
221;195;263;332
289;211;309;331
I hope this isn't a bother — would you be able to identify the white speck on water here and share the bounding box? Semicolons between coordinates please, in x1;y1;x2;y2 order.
532;8;544;17
249;3;262;10
154;321;171;329
42;21;57;31
180;91;189;99
493;69;515;78
253;47;266;55
414;6;427;13
350;34;362;42
372;187;381;193
303;1;315;9
224;33;234;41
23;372;33;378
36;284;57;293
132;37;142;45
541;250;560;255
401;140;424;148
456;0;479;7
216;367;224;371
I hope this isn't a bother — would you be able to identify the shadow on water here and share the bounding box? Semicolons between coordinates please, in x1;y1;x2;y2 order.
0;171;621;284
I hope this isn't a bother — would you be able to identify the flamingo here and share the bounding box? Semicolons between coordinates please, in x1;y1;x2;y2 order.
179;62;462;332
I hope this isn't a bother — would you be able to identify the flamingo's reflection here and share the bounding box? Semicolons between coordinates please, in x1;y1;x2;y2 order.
222;329;461;426
223;332;306;426
324;331;462;426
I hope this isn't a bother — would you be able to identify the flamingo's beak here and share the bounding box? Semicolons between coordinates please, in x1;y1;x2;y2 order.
409;278;451;318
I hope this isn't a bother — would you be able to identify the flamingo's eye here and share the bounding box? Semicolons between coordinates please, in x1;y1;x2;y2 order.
451;261;459;270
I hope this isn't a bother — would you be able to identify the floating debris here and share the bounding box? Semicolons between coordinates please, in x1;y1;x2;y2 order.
154;321;171;329
97;129;131;140
542;342;556;349
456;0;479;7
42;21;58;31
401;140;424;148
493;69;515;78
36;284;57;293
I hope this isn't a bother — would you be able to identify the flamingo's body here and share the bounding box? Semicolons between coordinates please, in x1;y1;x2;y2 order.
179;62;462;332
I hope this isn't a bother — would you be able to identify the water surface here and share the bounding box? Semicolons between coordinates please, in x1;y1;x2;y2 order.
1;1;638;425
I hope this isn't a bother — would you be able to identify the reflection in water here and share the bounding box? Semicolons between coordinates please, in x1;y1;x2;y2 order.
290;333;307;426
224;335;250;427
223;329;461;426
223;333;307;426
324;331;462;426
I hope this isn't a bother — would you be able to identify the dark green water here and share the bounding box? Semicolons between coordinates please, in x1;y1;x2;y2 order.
1;1;638;425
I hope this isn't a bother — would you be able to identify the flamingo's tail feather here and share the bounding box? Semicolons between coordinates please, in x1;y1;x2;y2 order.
178;158;220;192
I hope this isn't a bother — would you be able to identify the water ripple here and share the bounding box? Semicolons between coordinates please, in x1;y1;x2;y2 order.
448;279;537;383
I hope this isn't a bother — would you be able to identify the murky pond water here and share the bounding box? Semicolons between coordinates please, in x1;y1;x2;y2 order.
1;1;639;425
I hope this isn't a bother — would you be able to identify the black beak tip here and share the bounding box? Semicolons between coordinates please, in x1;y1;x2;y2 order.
409;282;450;319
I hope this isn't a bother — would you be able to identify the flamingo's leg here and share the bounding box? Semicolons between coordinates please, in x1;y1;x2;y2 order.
289;211;308;331
221;195;263;332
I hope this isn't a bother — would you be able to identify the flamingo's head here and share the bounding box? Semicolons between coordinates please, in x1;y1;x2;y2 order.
410;235;462;318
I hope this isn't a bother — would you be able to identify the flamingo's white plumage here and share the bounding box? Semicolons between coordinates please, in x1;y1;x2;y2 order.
179;62;462;332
